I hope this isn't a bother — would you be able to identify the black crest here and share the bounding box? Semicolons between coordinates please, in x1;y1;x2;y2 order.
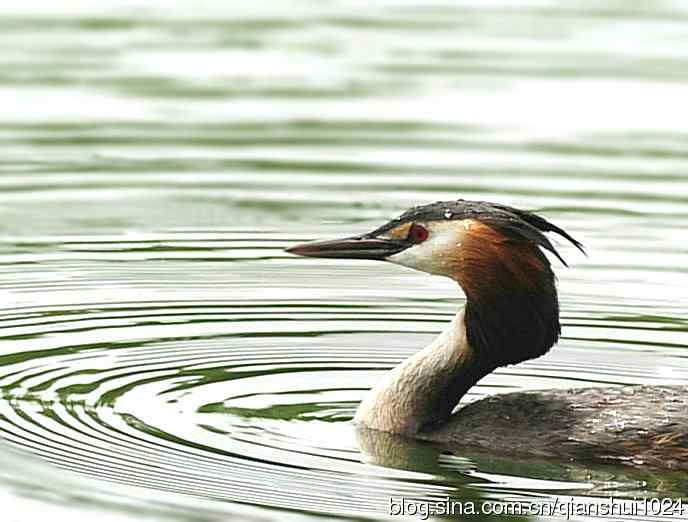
370;199;585;266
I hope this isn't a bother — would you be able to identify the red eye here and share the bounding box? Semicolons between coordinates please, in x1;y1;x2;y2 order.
408;224;429;243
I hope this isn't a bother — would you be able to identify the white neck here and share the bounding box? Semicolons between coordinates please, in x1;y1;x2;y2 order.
354;310;485;436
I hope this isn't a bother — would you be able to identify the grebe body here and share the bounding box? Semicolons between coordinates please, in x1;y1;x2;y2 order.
287;199;687;470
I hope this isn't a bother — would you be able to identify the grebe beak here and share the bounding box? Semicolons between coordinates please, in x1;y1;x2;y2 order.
286;235;407;261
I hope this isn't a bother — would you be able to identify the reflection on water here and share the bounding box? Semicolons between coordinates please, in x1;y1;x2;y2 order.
0;1;687;521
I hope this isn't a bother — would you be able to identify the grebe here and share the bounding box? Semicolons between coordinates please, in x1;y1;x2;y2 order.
286;199;688;470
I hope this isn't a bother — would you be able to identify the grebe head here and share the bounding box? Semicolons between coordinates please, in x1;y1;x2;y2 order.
287;199;584;369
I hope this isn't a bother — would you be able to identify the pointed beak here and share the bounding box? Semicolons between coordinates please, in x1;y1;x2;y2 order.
285;235;407;261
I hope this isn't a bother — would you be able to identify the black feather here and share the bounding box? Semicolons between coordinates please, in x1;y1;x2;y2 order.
370;199;585;266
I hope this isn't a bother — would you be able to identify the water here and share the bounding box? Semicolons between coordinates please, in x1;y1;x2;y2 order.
1;1;688;521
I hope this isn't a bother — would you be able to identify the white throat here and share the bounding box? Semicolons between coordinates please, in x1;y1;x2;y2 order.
354;310;477;436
